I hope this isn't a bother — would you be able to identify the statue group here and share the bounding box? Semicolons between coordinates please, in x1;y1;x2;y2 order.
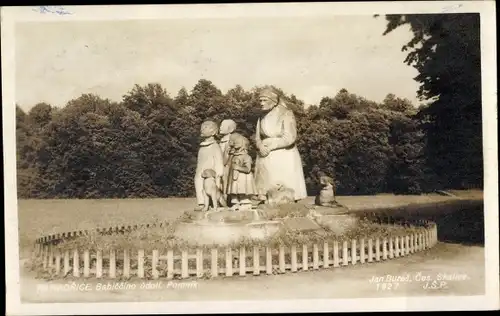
194;86;334;212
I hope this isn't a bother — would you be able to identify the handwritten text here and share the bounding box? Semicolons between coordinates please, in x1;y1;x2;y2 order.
32;6;73;15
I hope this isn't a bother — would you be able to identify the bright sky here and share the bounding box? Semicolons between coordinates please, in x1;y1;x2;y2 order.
15;16;420;111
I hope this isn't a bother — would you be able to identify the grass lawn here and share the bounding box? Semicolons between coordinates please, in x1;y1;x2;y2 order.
17;191;483;254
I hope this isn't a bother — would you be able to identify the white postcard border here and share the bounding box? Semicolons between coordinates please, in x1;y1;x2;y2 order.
2;1;498;314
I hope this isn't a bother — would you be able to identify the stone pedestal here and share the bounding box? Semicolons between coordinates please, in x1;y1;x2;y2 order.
309;205;350;216
283;217;323;232
205;209;266;223
307;205;358;235
176;203;359;246
174;209;280;246
314;214;359;235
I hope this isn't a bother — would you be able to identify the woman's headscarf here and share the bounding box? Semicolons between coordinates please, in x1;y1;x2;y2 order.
258;86;286;109
258;86;307;114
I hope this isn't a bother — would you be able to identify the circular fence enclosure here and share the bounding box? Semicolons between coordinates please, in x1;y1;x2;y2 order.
32;213;438;281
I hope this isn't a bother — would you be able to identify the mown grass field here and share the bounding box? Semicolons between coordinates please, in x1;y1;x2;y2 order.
17;190;483;255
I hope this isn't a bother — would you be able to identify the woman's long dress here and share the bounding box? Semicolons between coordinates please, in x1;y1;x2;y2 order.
254;105;308;201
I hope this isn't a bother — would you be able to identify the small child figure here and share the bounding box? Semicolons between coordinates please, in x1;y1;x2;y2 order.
219;119;237;201
226;133;257;210
194;120;224;211
219;119;236;155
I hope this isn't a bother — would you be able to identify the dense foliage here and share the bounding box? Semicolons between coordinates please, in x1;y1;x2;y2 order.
17;81;437;198
381;13;483;189
16;14;482;198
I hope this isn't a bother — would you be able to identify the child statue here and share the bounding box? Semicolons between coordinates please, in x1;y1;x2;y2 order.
194;120;224;211
226;132;257;210
219;119;236;155
314;172;341;208
219;119;237;200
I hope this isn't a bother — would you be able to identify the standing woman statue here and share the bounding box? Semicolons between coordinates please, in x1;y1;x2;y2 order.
254;86;308;202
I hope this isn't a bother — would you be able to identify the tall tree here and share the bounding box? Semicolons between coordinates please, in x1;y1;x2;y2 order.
27;102;53;129
188;79;227;123
122;83;175;119
381;93;415;114
386;113;427;194
381;13;482;189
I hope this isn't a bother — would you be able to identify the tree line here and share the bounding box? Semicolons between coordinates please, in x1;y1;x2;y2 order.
16;13;483;199
14;80;469;199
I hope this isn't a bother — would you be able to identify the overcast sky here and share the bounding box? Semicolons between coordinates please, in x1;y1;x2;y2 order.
15;16;420;111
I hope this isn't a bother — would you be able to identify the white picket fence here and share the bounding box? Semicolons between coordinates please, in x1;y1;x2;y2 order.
34;222;438;279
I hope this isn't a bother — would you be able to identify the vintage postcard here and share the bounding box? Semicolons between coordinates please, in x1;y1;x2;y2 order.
3;1;498;314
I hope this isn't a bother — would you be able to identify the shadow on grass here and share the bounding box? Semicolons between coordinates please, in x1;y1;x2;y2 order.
353;199;484;246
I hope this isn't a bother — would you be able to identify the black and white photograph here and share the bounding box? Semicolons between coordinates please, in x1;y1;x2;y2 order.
3;2;498;314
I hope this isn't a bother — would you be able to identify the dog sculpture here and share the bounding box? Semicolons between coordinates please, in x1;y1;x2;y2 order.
266;183;295;205
201;169;227;212
314;175;339;207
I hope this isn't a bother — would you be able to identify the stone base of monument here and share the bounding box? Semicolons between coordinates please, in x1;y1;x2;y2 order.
175;208;282;245
314;214;359;235
283;217;324;232
246;221;284;240
205;209;267;223
309;205;350;216
307;205;358;235
174;219;283;246
176;203;359;245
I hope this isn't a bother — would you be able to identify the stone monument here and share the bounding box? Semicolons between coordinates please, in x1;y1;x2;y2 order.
219;119;237;203
225;132;257;210
194;120;224;211
178;87;359;245
254;86;308;203
315;172;341;208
